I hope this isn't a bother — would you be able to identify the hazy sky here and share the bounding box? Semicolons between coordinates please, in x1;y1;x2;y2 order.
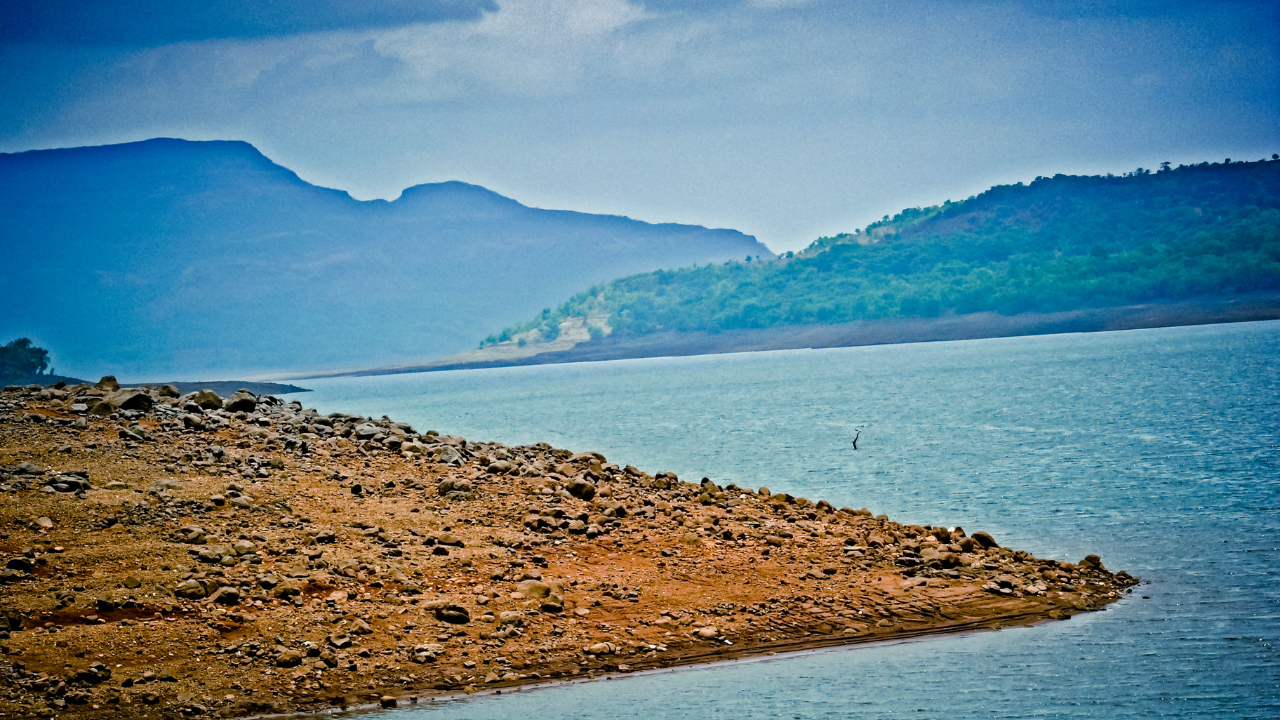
2;0;1277;252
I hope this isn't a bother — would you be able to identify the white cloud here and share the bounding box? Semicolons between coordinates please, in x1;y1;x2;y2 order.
377;0;654;97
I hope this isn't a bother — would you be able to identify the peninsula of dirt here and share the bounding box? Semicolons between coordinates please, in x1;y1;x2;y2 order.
0;380;1139;719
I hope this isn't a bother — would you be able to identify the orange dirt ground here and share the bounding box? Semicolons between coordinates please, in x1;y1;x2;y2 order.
0;380;1138;718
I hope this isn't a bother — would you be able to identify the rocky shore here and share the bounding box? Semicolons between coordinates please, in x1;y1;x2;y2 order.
0;379;1139;719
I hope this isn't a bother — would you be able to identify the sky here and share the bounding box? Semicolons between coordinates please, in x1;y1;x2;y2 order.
2;0;1278;253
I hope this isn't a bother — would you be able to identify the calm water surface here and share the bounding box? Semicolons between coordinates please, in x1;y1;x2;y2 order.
297;321;1280;718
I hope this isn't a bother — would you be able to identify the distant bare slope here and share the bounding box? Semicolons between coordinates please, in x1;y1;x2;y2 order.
0;138;771;379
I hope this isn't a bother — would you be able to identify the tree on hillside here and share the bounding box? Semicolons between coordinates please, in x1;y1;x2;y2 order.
0;338;50;381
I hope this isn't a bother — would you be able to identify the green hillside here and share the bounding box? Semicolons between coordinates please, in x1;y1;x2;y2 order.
484;157;1280;346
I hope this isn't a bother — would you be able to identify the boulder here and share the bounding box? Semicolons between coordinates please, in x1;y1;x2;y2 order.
275;650;304;668
434;605;471;624
207;587;240;605
353;423;381;440
515;580;551;599
110;390;153;411
223;390;257;413
174;580;208;599
96;376;120;391
971;531;999;549
566;479;596;501
192;390;223;410
435;533;464;547
1078;554;1107;572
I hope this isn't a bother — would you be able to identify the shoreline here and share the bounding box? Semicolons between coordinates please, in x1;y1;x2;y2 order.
293;291;1280;379
0;383;1138;719
329;606;1101;717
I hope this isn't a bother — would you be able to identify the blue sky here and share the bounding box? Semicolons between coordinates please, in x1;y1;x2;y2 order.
2;0;1277;252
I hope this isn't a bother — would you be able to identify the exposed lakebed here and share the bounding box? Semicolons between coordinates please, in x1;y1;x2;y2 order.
303;320;1280;719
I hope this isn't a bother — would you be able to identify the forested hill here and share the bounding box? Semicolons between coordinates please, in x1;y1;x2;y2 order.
484;158;1280;346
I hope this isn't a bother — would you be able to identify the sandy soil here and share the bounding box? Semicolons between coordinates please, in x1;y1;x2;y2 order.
0;381;1139;719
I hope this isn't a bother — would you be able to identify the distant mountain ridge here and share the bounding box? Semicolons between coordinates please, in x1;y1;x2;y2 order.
0;138;772;379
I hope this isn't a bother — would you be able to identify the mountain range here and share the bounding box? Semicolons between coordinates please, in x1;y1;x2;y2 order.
0;138;771;379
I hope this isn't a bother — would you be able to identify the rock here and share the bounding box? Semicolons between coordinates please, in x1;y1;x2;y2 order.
1079;554;1107;572
435;605;471;624
13;461;45;475
435;533;464;547
232;539;257;555
353;423;381;440
566;479;596;500
695;626;719;639
515;580;551;598
487;460;514;474
380;696;398;708
192;390;223;410
327;633;352;649
35;516;53;529
223;390;258;413
498;611;524;626
350;619;374;634
174;580;208;599
158;384;180;398
230;496;252;509
122;575;142;589
96;376;120;391
208;587;240;605
271;583;302;599
971;531;999;548
182;414;206;430
276;650;304;668
110;390;153;411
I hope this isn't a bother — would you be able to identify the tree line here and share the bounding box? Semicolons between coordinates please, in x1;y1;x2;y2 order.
483;157;1280;346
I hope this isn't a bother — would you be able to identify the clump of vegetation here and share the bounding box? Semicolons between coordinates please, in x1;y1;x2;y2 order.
0;338;54;385
487;157;1280;342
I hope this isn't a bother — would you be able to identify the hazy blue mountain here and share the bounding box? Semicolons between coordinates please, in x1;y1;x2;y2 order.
0;138;772;379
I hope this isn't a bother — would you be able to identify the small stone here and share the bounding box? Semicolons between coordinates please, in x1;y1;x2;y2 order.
122;576;142;589
35;517;53;529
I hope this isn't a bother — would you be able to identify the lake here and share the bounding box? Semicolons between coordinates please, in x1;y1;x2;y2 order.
297;320;1280;718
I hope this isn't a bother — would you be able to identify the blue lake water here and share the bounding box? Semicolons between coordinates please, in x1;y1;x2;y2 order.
298;321;1280;718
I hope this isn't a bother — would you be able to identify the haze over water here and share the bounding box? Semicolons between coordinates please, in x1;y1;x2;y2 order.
300;321;1280;718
